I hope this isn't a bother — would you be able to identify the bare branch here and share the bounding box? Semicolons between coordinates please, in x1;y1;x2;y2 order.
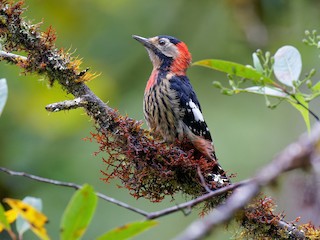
45;97;88;112
175;123;320;240
196;167;212;193
0;166;243;219
0;167;149;217
0;50;27;63
2;118;319;239
146;179;249;219
1;162;309;239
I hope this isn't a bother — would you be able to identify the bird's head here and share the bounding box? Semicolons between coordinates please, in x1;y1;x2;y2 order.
133;35;192;74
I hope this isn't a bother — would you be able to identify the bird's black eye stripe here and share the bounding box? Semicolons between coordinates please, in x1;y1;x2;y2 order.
159;39;166;46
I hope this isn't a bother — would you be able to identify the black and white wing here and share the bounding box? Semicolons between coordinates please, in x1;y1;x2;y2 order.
169;75;212;141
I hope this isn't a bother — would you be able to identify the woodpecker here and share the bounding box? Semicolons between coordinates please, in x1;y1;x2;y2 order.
133;35;227;180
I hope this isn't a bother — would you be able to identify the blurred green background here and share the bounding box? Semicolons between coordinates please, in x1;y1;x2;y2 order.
1;0;320;239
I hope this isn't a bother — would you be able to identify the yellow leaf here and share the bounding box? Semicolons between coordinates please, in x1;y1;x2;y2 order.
4;198;50;240
5;209;18;223
0;209;17;239
0;204;16;233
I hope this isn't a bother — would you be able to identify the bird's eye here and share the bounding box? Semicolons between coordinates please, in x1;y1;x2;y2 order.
158;39;166;46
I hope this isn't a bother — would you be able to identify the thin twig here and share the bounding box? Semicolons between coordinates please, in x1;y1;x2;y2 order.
0;166;245;219
45;97;88;112
290;93;320;121
146;179;250;219
0;50;27;62
0;167;149;217
272;82;320;121
0;166;246;219
3;162;305;239
196;167;212;193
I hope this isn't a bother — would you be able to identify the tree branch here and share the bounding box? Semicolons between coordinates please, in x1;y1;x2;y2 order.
146;179;249;219
45;97;89;112
0;50;27;63
175;123;320;240
2;118;319;239
0;167;149;217
0;166;240;219
0;0;231;206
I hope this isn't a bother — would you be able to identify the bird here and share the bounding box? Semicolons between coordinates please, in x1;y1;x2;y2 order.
132;35;227;182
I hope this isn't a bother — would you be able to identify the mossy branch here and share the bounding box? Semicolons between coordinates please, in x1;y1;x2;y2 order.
0;0;231;208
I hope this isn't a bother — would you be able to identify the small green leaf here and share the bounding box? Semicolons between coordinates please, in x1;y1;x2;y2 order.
289;93;310;131
212;81;223;89
252;53;263;73
0;203;11;231
193;59;273;84
0;78;8;116
274;46;302;88
60;184;97;240
244;86;288;98
97;220;157;240
311;81;320;92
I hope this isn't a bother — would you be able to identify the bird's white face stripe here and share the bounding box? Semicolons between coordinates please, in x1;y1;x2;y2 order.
188;100;204;122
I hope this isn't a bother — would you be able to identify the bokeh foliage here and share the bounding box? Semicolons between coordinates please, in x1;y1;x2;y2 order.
1;0;320;239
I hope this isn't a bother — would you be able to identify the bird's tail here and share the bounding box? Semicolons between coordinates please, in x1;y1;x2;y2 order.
192;136;231;187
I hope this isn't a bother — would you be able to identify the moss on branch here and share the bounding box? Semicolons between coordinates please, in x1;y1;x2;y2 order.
0;0;230;209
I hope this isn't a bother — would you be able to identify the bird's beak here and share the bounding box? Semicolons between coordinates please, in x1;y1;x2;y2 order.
132;35;154;50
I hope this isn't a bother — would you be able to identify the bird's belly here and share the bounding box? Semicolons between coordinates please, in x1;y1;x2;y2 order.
143;84;182;142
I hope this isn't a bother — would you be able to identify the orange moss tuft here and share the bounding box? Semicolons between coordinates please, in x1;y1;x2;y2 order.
0;1;96;86
299;222;320;239
75;70;100;83
244;196;282;225
41;26;57;49
235;195;312;239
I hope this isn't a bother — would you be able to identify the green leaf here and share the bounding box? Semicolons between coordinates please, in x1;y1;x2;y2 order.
60;184;98;240
0;78;8;116
274;45;302;88
252;53;263;73
97;221;157;240
16;197;42;238
244;86;288;98
193;59;273;84
0;203;11;231
311;81;320;92
289;93;310;131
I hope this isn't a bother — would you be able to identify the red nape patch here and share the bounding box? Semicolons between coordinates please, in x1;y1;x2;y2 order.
171;42;192;74
145;69;158;92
